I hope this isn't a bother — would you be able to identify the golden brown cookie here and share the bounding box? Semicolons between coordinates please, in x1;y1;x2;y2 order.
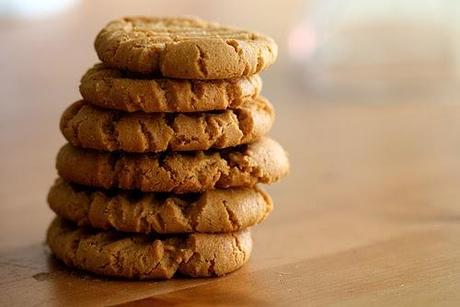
60;97;274;153
94;17;277;79
80;64;262;112
48;178;272;234
56;138;289;193
47;217;252;279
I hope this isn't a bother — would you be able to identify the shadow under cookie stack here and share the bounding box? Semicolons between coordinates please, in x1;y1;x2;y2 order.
46;17;289;279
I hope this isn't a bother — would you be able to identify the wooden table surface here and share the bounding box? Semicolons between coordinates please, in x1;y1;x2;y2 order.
1;1;460;306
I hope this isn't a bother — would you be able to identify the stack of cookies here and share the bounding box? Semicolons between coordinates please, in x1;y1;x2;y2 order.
46;17;289;279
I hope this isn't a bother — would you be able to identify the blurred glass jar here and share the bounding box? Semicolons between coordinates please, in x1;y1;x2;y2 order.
288;0;460;101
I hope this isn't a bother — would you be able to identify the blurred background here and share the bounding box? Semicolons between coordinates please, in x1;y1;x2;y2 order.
2;0;460;250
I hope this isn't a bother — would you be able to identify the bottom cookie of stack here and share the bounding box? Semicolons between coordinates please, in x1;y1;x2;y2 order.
47;217;252;279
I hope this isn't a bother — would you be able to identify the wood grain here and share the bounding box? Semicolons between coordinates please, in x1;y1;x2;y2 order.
1;1;460;306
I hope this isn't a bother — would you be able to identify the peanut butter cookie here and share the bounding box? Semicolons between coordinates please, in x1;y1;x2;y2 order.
80;64;262;112
47;217;252;279
48;178;272;233
60;97;273;152
56;138;289;193
95;17;277;79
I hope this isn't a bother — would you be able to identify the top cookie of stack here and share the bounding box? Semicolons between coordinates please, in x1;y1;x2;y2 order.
94;16;277;79
47;16;288;280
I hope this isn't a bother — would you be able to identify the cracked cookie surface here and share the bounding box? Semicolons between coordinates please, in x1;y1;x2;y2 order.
56;138;289;193
80;64;262;112
60;97;273;152
48;178;272;233
95;17;277;79
47;217;252;279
